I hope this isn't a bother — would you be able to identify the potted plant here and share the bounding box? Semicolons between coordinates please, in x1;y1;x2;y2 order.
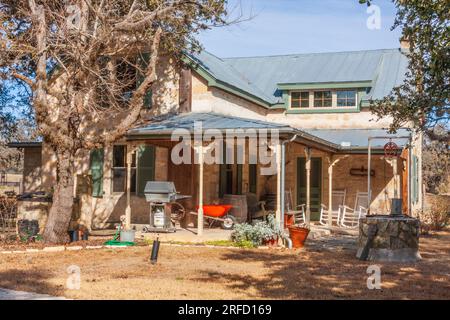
231;214;285;247
288;223;310;248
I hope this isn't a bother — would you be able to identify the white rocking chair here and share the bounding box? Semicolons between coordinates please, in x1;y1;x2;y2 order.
340;192;369;228
319;190;346;226
285;190;306;225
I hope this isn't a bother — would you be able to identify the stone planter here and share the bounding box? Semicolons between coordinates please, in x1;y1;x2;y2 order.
356;215;421;263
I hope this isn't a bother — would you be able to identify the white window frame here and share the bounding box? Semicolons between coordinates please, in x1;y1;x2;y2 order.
290;91;310;108
290;89;358;110
111;144;137;194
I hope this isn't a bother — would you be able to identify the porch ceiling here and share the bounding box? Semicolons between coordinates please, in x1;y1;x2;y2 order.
305;128;412;152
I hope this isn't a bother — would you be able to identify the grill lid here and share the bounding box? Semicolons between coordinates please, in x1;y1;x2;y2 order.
144;181;177;194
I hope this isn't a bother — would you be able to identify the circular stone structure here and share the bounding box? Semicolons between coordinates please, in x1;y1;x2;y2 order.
356;215;421;263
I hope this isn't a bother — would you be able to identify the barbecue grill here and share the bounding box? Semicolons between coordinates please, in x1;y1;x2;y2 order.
143;181;190;233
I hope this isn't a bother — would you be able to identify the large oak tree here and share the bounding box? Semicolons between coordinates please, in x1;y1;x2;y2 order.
360;0;449;137
0;0;228;243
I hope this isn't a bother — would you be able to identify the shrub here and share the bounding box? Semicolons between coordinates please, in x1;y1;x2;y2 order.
231;214;287;246
419;197;450;234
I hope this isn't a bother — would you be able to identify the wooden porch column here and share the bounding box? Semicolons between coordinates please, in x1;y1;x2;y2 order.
327;163;333;227
327;155;348;227
275;142;282;227
197;144;204;237
385;157;400;198
124;144;135;230
304;147;311;226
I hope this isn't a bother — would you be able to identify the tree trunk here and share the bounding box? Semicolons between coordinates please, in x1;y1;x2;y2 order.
42;149;75;243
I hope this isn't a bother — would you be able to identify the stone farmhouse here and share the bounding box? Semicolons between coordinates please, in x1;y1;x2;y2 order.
9;45;423;233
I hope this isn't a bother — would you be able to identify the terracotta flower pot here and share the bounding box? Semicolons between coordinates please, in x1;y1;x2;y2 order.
288;225;310;248
264;237;278;247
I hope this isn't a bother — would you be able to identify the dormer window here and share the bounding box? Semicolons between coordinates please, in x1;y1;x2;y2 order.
337;90;357;107
313;91;332;107
291;92;309;108
289;89;358;110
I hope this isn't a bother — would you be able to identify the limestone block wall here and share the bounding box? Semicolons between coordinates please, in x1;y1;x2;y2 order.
267;110;395;130
40;143;57;192
191;72;267;119
23;147;42;192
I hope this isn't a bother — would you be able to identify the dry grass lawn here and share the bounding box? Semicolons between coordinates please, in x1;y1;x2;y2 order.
0;230;449;300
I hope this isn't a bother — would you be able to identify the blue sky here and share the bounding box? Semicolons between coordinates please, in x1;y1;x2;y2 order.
197;0;401;57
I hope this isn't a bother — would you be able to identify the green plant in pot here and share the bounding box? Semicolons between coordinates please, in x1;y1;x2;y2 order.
231;214;287;247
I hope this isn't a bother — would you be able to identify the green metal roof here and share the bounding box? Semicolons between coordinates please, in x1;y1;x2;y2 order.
189;48;408;107
128;112;294;135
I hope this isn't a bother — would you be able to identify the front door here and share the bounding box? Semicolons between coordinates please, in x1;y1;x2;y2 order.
297;157;322;221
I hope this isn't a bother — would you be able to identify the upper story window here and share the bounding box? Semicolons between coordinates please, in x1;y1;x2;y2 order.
291;92;309;108
337;90;357;107
289;89;358;109
313;91;332;107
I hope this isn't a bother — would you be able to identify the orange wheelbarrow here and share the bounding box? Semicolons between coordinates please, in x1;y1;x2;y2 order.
192;204;236;230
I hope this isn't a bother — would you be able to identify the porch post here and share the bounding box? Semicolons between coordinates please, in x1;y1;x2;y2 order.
275;142;282;227
125;144;134;230
304;147;311;226
197;143;204;237
393;158;400;198
327;155;348;227
327;161;333;227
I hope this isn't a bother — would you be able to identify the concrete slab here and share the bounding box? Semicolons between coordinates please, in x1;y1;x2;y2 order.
0;288;67;300
137;227;232;243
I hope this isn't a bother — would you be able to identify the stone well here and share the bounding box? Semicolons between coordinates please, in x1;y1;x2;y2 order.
356;215;421;263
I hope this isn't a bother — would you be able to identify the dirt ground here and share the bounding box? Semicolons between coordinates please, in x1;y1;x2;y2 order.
0;231;449;300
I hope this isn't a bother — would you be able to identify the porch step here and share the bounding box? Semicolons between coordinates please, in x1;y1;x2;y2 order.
309;226;332;239
311;225;358;237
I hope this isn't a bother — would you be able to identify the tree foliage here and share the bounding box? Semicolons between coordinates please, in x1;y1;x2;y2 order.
422;126;449;194
360;0;449;136
0;0;229;242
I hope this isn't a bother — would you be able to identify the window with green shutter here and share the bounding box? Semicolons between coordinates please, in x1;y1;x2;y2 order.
90;148;104;198
136;53;153;109
137;145;156;196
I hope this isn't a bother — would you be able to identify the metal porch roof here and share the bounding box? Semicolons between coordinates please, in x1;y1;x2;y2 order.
127;112;295;135
305;128;412;150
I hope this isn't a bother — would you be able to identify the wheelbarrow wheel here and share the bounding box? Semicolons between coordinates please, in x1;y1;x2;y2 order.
221;215;236;230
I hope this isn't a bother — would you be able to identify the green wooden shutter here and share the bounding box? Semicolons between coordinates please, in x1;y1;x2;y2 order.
90;148;104;198
137;145;155;196
137;53;153;109
249;164;257;194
